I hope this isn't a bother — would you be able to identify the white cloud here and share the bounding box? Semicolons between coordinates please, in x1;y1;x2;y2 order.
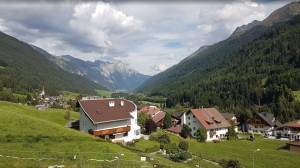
196;24;216;34
216;0;266;32
0;1;293;75
69;2;145;50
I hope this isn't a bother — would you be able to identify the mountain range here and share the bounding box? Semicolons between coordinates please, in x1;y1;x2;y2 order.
31;45;150;91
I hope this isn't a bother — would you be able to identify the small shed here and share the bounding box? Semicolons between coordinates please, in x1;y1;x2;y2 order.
287;140;300;153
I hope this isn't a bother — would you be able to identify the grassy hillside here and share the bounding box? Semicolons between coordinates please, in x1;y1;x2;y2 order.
134;131;300;168
0;101;148;167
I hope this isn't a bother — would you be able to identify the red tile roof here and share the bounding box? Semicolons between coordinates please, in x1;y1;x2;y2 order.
167;125;182;134
188;108;231;130
79;98;135;124
152;111;166;123
276;120;300;130
138;105;161;116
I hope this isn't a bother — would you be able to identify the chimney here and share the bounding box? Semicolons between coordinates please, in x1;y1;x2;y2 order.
109;101;115;107
120;101;124;106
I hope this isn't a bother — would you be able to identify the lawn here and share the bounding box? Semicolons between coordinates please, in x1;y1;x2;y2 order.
95;89;114;98
134;131;300;168
293;91;300;102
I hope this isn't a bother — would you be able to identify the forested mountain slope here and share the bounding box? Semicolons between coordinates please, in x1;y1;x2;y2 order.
0;31;106;102
137;13;300;123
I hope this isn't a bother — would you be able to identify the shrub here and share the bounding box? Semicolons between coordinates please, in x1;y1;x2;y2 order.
165;143;177;154
160;144;165;150
156;134;170;144
169;147;192;162
145;119;157;134
149;131;170;144
196;127;207;142
163;113;172;129
178;141;189;151
220;159;242;168
180;124;191;138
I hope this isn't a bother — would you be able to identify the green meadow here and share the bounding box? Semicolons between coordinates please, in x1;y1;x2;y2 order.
0;101;146;167
1;101;299;168
133;131;300;168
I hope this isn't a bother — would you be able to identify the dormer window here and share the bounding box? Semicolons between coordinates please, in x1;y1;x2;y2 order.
206;120;213;125
213;118;221;123
120;101;124;106
109;101;115;107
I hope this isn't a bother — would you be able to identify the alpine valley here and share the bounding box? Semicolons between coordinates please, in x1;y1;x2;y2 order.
136;1;300;123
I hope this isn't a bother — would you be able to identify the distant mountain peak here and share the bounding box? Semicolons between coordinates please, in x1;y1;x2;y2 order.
261;1;300;26
231;20;260;37
31;45;150;91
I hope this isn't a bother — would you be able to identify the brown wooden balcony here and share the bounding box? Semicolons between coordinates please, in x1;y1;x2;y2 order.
89;126;131;136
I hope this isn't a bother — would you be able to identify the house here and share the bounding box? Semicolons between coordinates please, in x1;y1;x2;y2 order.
79;98;141;143
286;140;300;153
273;120;300;140
171;111;184;126
181;108;231;141
221;113;238;132
138;105;166;127
247;112;282;135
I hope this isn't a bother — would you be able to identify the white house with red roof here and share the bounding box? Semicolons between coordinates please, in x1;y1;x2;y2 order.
79;98;140;143
181;108;231;141
273;120;300;140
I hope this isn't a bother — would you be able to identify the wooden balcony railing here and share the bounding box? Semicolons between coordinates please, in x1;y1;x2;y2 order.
89;126;131;136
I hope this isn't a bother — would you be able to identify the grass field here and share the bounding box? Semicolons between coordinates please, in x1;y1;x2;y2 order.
293;91;300;102
95;89;114;97
134;131;300;168
139;100;162;107
1;101;299;167
0;101;148;167
60;90;80;99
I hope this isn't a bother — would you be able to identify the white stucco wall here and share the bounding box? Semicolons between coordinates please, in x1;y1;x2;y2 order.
182;112;229;141
248;124;272;134
274;128;300;140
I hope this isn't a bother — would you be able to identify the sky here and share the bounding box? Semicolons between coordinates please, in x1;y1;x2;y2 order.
0;0;295;75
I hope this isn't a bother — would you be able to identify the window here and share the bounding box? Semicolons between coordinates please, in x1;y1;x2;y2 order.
109;134;115;139
193;115;195;118
135;130;140;136
193;127;195;130
188;117;190;120
188;122;190;126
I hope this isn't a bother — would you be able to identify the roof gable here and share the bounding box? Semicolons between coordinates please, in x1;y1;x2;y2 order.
189;108;231;130
79;98;135;123
257;112;282;127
